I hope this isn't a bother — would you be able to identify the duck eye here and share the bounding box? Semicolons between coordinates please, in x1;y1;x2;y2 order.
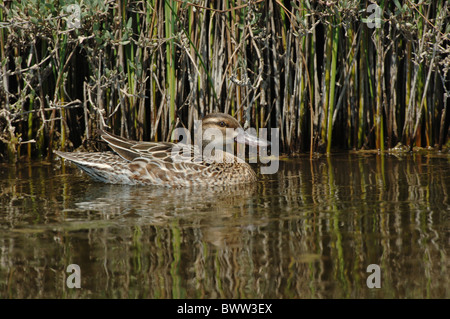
218;121;226;127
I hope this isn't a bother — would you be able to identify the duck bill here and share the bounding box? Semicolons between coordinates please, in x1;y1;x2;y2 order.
235;129;270;147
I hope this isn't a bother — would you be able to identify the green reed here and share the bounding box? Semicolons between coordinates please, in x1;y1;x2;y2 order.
326;23;339;154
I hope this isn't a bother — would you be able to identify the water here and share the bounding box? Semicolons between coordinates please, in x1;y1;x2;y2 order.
0;153;448;299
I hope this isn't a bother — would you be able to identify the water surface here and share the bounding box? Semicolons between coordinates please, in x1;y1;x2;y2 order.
0;153;448;298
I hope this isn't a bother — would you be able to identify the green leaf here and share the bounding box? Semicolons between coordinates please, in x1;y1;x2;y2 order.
393;0;402;10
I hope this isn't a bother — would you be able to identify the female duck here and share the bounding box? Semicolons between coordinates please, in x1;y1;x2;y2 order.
55;113;268;187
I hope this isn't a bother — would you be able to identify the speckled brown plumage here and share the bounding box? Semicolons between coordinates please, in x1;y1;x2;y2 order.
55;113;264;187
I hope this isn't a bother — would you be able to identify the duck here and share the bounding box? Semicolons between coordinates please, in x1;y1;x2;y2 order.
55;113;269;187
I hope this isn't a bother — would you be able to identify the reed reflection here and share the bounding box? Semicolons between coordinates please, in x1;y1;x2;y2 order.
0;154;448;298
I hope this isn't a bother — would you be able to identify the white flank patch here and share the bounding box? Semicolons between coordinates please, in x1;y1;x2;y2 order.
72;160;112;170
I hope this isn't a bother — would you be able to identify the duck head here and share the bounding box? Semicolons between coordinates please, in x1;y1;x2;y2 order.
201;113;270;149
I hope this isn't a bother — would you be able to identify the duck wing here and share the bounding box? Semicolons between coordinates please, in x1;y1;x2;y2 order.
99;130;196;163
100;129;208;164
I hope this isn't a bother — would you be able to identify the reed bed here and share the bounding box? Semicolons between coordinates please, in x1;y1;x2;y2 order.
0;0;449;162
